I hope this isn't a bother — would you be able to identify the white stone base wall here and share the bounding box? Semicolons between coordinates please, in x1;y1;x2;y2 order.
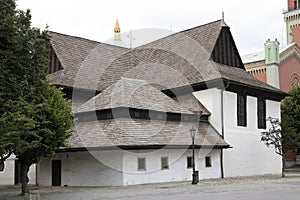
122;149;221;186
38;151;124;186
37;149;222;186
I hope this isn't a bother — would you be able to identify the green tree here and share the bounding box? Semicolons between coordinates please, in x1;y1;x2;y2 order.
261;117;285;177
0;0;73;195
281;86;300;152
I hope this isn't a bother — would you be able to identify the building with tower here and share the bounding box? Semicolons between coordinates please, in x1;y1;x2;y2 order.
264;39;280;88
1;19;288;187
284;0;300;45
242;1;300;93
36;19;286;186
242;39;300;92
242;0;300;167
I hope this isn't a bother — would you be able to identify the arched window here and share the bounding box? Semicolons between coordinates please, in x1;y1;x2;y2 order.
291;73;300;88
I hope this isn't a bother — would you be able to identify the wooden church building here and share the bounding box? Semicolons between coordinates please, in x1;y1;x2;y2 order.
40;19;287;186
1;19;287;186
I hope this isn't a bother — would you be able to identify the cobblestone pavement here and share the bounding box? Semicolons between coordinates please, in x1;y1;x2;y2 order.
1;175;300;200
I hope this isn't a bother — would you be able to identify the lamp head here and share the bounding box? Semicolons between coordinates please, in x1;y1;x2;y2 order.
190;126;196;140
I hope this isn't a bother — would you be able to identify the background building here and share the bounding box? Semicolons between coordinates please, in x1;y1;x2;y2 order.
242;41;300;92
242;0;300;167
284;0;300;45
243;0;300;93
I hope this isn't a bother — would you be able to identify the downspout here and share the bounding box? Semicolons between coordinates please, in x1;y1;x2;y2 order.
220;81;230;179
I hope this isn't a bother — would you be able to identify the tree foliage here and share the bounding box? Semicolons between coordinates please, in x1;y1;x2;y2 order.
0;0;73;194
1;87;73;164
281;86;300;150
261;117;283;156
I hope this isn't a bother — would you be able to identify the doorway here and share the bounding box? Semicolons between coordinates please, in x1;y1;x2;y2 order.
14;160;21;185
52;160;61;186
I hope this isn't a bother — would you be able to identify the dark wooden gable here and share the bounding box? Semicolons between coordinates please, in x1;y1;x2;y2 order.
211;27;244;69
48;45;63;74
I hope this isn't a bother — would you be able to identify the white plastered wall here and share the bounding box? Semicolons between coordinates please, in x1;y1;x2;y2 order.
0;155;15;185
38;148;222;187
193;89;281;177
37;151;123;186
122;149;221;186
193;88;222;133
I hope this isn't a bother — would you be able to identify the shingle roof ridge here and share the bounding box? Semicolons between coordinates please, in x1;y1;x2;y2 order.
119;77;147;82
179;19;223;33
49;31;100;43
135;19;223;50
48;31;130;50
49;20;223;52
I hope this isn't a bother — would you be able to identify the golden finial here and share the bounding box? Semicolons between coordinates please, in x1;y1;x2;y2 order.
114;19;120;33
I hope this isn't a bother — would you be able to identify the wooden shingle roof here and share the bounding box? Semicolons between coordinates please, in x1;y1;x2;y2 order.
49;31;129;90
142;20;224;56
49;20;286;100
76;78;194;114
67;119;229;149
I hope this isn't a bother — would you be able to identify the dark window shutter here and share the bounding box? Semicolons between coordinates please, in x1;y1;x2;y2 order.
257;98;266;129
237;94;247;127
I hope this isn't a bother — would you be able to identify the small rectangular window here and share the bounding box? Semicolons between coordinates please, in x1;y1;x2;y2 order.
134;112;140;118
157;113;163;119
107;113;112;119
257;98;266;129
237;94;247;127
137;158;146;171
187;157;192;168
183;116;189;121
161;157;169;170
205;156;212;168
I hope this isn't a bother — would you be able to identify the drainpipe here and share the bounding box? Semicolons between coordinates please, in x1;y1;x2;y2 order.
220;81;230;179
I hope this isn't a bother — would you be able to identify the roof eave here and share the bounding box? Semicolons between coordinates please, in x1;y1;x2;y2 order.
56;144;231;153
223;78;290;101
162;78;289;101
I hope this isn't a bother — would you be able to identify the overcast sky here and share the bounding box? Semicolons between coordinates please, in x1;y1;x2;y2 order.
17;0;287;55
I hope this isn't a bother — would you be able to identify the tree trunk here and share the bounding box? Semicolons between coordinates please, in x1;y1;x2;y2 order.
282;155;286;178
20;162;30;195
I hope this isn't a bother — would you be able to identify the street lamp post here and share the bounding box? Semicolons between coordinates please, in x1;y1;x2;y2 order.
190;125;198;184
